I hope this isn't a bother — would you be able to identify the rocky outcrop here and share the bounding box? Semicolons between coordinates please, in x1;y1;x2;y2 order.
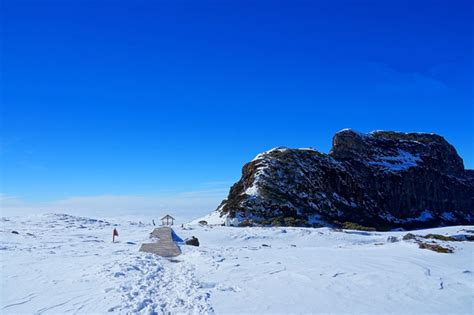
216;129;474;230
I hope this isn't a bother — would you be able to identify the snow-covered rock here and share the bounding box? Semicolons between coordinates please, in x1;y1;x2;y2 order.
216;129;474;229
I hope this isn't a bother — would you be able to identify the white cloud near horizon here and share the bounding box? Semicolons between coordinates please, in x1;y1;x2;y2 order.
0;189;228;222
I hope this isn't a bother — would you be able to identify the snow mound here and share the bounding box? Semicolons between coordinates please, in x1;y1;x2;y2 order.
189;210;227;225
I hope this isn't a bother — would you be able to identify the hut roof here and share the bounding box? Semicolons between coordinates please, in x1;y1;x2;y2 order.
161;214;175;220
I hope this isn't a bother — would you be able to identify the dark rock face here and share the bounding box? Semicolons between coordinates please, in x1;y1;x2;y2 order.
217;129;474;229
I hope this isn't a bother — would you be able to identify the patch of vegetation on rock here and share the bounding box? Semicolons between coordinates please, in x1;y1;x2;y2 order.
283;217;309;227
402;233;473;242
238;220;254;227
424;234;456;241
418;242;453;253
339;221;376;231
402;233;417;241
265;216;309;227
271;217;284;226
258;220;271;226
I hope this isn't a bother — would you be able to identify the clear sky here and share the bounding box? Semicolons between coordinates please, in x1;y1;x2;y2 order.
1;0;473;217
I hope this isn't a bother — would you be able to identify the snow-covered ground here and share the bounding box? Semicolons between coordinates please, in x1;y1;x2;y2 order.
1;213;473;314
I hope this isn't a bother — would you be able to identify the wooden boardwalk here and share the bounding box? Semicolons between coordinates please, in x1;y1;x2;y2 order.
139;227;182;257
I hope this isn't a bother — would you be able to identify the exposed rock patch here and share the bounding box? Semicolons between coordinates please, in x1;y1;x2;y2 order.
217;129;474;229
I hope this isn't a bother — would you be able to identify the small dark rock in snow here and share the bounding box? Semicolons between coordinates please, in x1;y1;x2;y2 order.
185;236;199;246
462;235;474;241
11;231;19;235
387;236;399;243
262;244;271;247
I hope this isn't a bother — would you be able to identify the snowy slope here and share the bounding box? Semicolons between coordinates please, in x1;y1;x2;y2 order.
1;213;473;314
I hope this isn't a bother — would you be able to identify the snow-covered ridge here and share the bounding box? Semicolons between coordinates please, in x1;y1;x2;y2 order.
337;128;437;137
252;147;289;161
337;128;373;138
251;146;317;162
369;129;437;136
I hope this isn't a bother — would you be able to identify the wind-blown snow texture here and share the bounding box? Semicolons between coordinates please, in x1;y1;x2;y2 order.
1;213;473;314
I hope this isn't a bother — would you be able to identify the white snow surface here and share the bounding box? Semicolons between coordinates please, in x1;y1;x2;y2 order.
189;210;227;226
409;209;434;222
251;146;316;162
251;147;289;161
1;213;473;314
369;149;421;171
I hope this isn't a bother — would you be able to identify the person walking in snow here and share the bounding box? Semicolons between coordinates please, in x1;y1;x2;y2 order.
112;228;119;243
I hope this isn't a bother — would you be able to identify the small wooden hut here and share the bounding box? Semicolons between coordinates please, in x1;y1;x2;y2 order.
161;214;175;226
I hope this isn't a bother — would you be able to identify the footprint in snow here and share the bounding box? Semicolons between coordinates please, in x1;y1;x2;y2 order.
218;285;240;292
126;266;141;272
200;282;217;289
82;239;104;243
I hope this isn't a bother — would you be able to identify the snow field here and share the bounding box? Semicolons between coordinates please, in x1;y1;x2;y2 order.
1;213;473;314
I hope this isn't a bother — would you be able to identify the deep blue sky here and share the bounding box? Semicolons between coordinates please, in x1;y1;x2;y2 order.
1;0;473;213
